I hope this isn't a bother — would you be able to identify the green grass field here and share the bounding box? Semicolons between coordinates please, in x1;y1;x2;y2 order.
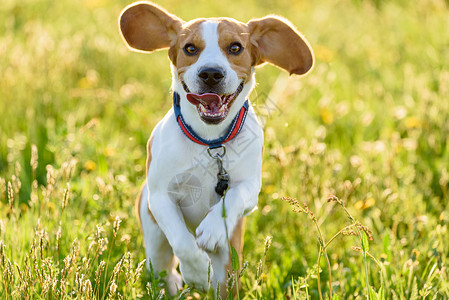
1;0;448;298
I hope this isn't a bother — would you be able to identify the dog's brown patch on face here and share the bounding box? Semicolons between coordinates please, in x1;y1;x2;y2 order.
217;19;253;83
170;19;206;79
171;18;255;84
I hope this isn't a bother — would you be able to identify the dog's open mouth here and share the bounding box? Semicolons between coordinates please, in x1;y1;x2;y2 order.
184;82;244;124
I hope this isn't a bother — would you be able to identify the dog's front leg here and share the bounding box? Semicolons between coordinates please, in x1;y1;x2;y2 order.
195;179;260;253
149;191;212;291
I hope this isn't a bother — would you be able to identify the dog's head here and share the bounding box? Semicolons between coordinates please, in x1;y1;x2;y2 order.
119;1;313;126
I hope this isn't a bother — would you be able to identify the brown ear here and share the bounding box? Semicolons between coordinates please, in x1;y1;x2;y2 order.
248;16;314;75
119;1;183;52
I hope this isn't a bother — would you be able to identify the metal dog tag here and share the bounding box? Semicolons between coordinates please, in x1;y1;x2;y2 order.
207;146;230;196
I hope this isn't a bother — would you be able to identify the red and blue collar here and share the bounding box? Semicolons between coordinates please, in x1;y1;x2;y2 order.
173;92;249;149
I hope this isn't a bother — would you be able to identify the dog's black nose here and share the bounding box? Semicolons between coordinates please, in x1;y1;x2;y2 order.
198;67;224;87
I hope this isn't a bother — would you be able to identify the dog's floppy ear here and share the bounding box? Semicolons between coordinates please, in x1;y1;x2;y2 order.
119;1;183;53
248;16;314;75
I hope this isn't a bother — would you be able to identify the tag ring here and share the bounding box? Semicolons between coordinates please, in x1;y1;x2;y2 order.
207;145;226;159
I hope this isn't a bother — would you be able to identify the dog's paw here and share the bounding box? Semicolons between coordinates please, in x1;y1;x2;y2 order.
178;250;212;291
195;206;232;252
166;270;183;296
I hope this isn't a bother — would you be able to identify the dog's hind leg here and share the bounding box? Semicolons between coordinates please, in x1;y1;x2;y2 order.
137;182;183;295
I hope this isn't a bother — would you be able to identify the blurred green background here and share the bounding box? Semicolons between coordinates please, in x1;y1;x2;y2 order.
0;0;448;298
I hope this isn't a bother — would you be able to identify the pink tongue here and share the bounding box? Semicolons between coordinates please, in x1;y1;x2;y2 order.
186;93;222;110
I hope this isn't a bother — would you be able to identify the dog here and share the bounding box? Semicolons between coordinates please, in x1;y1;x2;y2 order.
119;1;313;296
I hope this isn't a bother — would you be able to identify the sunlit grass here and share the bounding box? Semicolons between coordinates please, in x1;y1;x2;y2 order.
1;0;448;298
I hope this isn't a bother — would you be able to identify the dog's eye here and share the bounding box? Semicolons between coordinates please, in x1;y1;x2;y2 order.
184;44;199;55
228;42;243;55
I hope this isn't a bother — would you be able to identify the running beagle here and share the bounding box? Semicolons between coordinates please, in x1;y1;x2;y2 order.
119;1;313;296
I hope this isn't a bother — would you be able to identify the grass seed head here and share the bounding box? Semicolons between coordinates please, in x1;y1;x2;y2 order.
56;225;62;251
51;277;58;297
281;196;317;221
264;236;273;257
239;261;249;278
7;181;14;212
30;144;38;172
341;227;357;236
34;255;43;282
95;224;104;240
70;239;80;261
133;259;146;284
95;260;106;289
30;180;38;206
301;201;317;221
327;195;343;206
15;162;21;178
113;215;121;238
59;279;67;297
156;289;165;300
256;258;264;284
46;165;56;188
355;222;374;241
281;196;306;214
112;256;124;276
123;252;132;284
83;279;93;298
97;238;108;255
61;158;77;180
108;279;118;299
11;175;21;196
81;257;90;274
62;255;73;278
88;240;97;254
42;275;51;295
226;271;235;293
146;282;153;297
62;183;71;211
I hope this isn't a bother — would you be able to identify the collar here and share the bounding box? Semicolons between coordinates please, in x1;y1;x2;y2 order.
173;92;249;148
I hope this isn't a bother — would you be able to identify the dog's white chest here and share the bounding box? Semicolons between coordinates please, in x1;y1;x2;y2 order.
147;108;263;232
167;155;223;231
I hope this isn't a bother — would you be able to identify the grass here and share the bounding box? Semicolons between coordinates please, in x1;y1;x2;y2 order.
1;0;448;298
